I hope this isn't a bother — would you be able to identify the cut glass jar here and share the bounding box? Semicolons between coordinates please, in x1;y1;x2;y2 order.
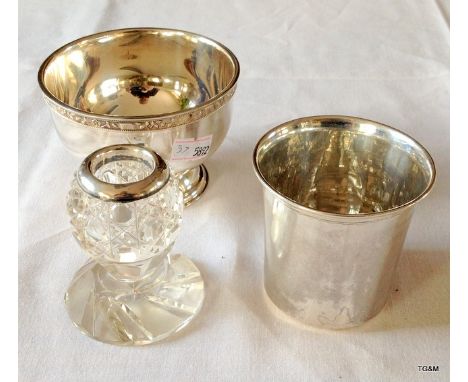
65;144;204;345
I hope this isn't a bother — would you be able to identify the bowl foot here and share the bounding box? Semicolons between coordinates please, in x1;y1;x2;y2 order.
177;165;209;206
64;254;205;345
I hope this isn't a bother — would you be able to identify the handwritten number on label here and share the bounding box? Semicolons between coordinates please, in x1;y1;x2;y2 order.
172;136;212;160
193;146;209;157
176;145;191;154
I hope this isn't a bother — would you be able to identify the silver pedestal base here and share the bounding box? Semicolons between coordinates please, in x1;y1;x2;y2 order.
177;165;209;206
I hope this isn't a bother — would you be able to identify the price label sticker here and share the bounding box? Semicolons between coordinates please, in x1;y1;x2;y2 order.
171;135;213;161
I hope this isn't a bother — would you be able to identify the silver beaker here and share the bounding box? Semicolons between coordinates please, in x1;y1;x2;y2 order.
253;116;435;329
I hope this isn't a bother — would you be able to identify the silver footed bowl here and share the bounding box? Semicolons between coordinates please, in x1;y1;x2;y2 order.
38;28;240;206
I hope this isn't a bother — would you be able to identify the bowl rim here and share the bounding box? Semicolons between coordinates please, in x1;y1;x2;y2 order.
37;27;240;121
253;115;437;220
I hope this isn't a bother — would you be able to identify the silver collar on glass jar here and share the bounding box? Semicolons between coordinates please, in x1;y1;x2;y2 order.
76;144;170;202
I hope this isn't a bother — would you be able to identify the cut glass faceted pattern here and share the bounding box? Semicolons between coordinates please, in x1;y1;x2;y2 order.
67;169;183;264
65;254;204;345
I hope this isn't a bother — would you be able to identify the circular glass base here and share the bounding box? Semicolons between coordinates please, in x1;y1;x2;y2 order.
177;165;209;206
64;254;205;345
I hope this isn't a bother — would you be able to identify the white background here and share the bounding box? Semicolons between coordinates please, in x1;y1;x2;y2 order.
19;1;449;381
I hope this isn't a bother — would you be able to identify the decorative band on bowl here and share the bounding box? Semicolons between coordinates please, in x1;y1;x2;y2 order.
44;86;236;132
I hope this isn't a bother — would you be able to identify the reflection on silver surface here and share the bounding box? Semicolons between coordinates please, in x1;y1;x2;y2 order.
254;116;435;329
39;29;237;120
